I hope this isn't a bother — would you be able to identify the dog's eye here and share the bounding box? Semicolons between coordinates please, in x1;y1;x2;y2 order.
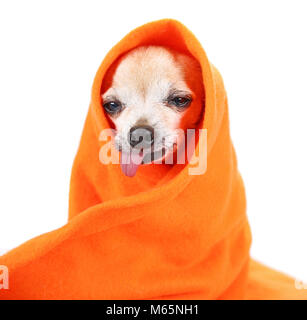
103;101;122;114
169;96;191;108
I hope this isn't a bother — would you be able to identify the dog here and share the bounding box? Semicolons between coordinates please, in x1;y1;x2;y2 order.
101;46;205;177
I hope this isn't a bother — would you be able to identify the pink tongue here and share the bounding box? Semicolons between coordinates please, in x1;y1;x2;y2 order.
120;150;144;177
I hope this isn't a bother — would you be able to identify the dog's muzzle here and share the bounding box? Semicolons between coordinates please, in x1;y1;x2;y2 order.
129;125;154;149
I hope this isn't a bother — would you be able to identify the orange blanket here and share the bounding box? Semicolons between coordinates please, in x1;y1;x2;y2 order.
0;19;306;300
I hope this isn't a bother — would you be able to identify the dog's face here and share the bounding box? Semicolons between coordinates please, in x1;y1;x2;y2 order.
101;46;204;176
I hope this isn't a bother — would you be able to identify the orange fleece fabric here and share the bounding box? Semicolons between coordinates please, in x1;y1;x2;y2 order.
0;19;306;300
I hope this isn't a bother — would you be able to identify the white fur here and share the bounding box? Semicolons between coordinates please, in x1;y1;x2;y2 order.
102;46;192;154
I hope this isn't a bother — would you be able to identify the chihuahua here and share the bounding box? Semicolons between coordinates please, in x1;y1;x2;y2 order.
101;46;204;177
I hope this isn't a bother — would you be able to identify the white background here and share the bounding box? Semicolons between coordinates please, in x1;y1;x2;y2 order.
0;1;306;281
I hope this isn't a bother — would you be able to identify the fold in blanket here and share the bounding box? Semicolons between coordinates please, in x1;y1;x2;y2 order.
0;19;306;300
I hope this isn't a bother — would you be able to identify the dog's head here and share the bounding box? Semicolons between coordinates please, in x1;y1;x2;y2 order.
101;46;204;176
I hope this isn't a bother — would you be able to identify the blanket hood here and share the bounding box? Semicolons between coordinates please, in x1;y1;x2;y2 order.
69;18;241;219
1;19;305;300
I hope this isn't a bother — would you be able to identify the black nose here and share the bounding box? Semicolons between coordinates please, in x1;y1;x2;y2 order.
129;125;154;148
